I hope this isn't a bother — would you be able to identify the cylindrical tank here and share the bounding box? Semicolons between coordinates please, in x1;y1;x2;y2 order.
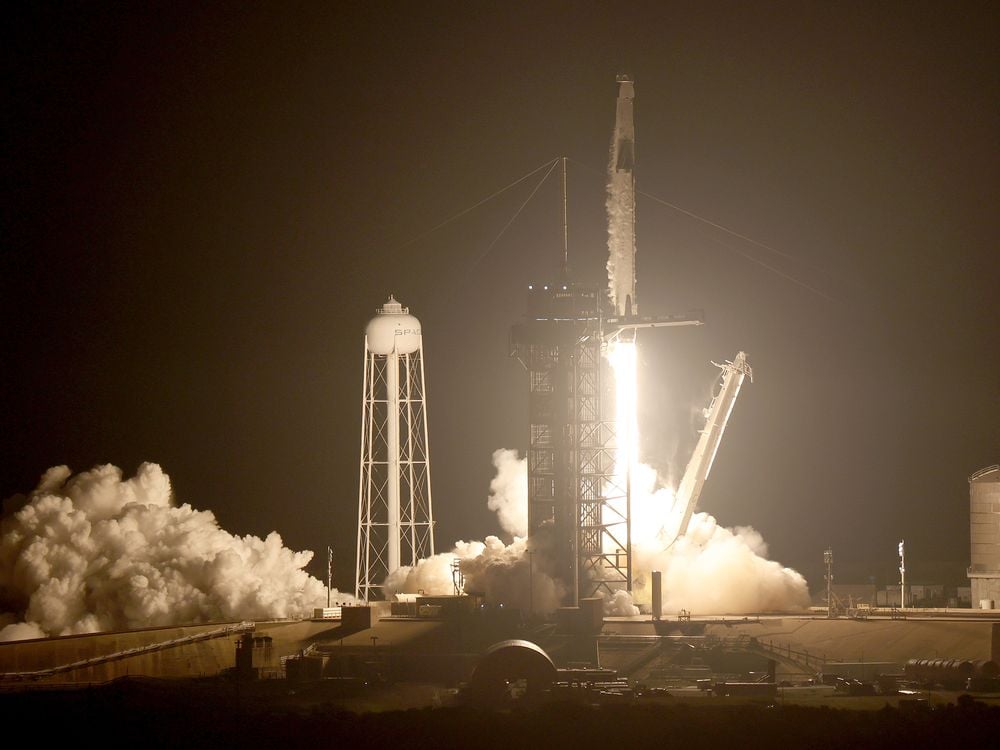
972;659;1000;678
365;295;422;355
969;465;1000;606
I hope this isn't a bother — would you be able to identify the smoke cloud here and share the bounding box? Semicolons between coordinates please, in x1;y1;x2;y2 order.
384;535;565;614
622;507;810;616
384;445;807;617
0;463;336;642
606;148;635;313
383;449;564;613
486;449;527;539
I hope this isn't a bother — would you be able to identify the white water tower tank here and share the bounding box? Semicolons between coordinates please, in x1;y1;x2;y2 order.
365;295;422;355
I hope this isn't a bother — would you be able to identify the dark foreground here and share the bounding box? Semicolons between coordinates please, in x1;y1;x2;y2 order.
3;678;999;749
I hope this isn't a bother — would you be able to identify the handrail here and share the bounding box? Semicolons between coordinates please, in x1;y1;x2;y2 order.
1;621;255;682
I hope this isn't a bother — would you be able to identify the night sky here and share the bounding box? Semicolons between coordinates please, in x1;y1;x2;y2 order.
3;3;997;594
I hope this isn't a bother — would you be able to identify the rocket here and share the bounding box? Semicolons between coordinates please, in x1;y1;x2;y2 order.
608;75;637;318
613;75;636;174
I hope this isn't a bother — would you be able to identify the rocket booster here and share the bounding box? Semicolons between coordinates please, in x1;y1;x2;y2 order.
608;75;637;318
613;76;636;174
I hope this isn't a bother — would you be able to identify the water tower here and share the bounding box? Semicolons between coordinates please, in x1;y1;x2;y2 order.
356;295;435;601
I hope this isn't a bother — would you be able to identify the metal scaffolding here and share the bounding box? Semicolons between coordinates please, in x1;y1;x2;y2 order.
511;283;628;604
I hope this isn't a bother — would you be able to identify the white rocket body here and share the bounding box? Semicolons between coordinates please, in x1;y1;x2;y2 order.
608;75;637;317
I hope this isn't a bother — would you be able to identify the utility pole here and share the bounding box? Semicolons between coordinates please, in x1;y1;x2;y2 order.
527;548;534;617
898;540;906;609
824;548;834;618
327;546;333;608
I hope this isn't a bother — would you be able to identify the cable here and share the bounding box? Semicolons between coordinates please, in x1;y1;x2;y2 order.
700;233;837;302
470;158;560;268
567;156;839;300
637;188;832;276
391;157;560;253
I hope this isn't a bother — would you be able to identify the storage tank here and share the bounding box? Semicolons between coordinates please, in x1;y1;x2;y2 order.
356;295;435;602
364;295;422;355
968;465;1000;607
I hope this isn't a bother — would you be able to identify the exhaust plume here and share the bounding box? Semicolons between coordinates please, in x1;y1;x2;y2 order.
0;463;336;641
384;535;565;614
606;76;637;315
383;449;564;612
486;449;528;539
385;441;807;617
606;157;635;314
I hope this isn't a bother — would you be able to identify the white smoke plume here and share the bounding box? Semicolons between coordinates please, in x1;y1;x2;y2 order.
382;449;564;613
606;146;635;314
619;510;810;615
601;456;810;616
383;444;808;617
486;449;527;539
383;535;565;614
0;463;336;642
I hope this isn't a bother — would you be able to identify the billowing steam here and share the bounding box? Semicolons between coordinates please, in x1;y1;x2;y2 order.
384;535;565;614
633;513;809;614
384;450;565;612
606;144;635;314
486;449;527;538
0;463;335;642
605;479;810;616
384;441;807;616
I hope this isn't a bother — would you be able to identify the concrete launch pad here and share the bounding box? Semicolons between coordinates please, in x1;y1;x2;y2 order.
3;606;998;698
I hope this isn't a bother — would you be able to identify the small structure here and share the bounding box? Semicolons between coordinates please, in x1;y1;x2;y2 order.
234;632;273;680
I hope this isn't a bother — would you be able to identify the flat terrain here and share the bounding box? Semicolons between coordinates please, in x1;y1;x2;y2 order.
2;677;999;750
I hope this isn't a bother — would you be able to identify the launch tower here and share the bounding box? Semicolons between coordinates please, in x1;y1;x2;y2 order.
356;295;435;601
512;77;701;606
510;284;626;603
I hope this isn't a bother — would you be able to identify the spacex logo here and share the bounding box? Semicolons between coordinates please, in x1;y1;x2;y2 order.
396;328;420;336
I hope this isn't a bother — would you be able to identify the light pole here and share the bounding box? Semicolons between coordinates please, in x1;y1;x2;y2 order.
824;548;834;618
898;540;906;609
327;546;333;608
527;549;534;617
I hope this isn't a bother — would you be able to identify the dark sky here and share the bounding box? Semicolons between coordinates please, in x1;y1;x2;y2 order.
3;2;997;592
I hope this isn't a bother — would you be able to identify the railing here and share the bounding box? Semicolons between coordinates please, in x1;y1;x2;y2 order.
0;621;255;681
748;637;824;675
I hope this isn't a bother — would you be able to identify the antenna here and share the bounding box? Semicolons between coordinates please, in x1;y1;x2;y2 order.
561;156;569;278
327;546;333;608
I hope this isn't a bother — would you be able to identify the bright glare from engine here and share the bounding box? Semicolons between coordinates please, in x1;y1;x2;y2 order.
608;340;639;481
607;339;676;548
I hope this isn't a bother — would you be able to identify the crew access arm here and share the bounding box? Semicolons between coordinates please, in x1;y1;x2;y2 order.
672;351;753;540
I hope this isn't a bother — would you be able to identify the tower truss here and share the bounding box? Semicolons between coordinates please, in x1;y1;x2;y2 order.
511;284;629;604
